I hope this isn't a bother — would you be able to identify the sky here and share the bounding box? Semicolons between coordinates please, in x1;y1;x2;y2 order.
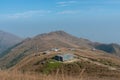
0;0;120;43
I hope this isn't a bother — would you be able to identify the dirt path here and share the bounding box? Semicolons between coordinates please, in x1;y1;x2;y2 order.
80;57;118;71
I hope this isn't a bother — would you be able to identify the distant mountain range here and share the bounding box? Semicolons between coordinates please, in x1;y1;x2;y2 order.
95;43;120;56
0;30;120;69
0;30;22;55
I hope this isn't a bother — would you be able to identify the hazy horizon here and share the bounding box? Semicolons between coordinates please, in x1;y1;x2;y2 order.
0;0;120;44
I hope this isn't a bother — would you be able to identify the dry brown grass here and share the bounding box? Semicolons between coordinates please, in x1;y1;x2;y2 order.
0;70;119;80
0;70;84;80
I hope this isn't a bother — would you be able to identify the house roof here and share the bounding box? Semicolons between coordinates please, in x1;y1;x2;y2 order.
56;53;74;57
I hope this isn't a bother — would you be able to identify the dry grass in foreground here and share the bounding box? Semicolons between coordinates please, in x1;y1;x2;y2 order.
0;70;119;80
0;70;83;80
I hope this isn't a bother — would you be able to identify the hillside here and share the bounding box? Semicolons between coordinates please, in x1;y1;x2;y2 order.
95;43;120;56
0;31;93;69
10;48;120;80
0;31;120;80
34;31;93;48
0;30;22;56
1;31;120;69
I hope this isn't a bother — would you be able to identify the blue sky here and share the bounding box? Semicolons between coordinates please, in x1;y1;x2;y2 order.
0;0;120;43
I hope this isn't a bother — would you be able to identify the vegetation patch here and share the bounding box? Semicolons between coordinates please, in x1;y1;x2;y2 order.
42;59;62;74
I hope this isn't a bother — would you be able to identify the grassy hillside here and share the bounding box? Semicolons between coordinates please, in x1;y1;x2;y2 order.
0;31;120;80
0;31;92;69
10;48;120;79
0;70;119;80
1;31;120;70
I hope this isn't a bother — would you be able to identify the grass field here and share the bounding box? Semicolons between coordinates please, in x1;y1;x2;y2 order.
1;48;120;80
0;70;84;80
0;70;119;80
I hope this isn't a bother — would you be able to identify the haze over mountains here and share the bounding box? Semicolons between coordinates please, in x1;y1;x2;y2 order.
0;30;22;55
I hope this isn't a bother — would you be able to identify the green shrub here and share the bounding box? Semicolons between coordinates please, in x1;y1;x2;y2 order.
42;60;62;74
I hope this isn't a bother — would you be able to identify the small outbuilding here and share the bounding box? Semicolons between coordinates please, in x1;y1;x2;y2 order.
51;48;60;52
92;48;96;51
54;53;74;62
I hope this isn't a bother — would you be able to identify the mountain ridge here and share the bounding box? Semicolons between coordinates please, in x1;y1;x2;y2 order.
95;43;120;56
0;30;120;70
0;30;22;55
